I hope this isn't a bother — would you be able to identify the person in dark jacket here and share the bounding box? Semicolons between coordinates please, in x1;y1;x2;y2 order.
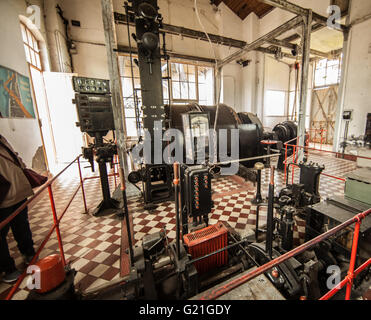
0;134;35;283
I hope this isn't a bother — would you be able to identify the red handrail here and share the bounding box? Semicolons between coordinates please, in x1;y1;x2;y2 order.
2;154;119;300
199;208;371;300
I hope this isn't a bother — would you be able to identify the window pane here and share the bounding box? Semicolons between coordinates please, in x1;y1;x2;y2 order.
172;81;180;99
171;63;179;81
26;29;33;46
188;65;195;82
36;53;41;69
24;46;31;63
189;82;196;100
162;80;170;100
315;68;326;87
121;77;133;98
326;65;339;85
198;67;214;105
124;105;136;118
32;35;38;51
178;64;187;82
316;59;327;70
126;118;138;137
180;82;188;99
21;24;28;43
161;62;169;77
265;90;286;116
30;50;36;66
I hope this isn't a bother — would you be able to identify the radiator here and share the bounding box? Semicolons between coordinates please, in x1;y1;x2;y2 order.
183;223;228;274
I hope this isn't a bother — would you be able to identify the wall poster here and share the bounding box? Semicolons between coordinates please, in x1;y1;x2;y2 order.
0;65;35;118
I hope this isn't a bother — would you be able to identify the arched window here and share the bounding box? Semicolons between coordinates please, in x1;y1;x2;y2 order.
20;22;42;70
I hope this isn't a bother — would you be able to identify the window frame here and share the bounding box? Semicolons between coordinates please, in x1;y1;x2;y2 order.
314;56;342;89
21;22;43;71
118;54;215;138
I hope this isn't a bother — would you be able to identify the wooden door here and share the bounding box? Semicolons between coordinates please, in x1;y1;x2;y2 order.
310;85;338;145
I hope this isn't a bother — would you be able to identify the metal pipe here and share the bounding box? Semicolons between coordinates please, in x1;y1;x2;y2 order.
213;151;280;167
77;157;88;214
125;3;141;137
48;185;66;266
199;208;371;300
119;167;134;266
266;166;275;258
320;257;371;300
297;11;312;162
173;162;181;260
345;221;361;300
186;239;249;266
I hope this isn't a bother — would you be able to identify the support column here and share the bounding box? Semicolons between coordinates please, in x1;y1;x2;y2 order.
297;11;312;161
333;0;353;152
101;0;129;177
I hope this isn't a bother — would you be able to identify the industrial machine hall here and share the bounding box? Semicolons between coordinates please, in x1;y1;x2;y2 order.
1;0;371;307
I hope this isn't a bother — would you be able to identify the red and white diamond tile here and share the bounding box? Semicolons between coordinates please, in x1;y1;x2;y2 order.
1;152;357;299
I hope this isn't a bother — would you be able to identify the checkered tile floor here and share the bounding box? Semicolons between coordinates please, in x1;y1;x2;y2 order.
0;149;358;299
0;164;122;300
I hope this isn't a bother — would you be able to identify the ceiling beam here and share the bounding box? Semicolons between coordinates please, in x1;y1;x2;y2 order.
114;12;246;49
256;0;348;32
219;15;303;67
267;39;333;59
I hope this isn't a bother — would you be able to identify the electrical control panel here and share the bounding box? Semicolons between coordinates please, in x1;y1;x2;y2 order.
73;76;110;95
74;94;115;134
183;165;212;218
72;76;115;135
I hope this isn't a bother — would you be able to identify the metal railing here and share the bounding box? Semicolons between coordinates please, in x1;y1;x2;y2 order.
283;138;371;184
199;138;371;300
199;208;371;300
0;155;118;300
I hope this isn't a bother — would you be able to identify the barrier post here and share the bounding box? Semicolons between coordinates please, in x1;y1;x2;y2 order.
292;144;296;185
345;220;361;300
113;155;117;189
47;185;66;266
77;157;88;214
284;143;288;182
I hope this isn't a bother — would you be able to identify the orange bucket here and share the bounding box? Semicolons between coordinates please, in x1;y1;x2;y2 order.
34;254;66;293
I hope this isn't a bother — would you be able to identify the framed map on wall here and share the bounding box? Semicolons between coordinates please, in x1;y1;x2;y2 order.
0;65;35;118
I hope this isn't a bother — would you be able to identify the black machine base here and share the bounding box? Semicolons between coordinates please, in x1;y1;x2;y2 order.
92;198;120;217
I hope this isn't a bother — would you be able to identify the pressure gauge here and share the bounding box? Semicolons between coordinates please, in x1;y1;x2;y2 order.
182;112;210;162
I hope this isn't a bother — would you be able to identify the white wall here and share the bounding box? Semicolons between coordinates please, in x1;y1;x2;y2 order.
58;0;247;111
0;0;44;167
332;0;371;150
262;56;290;129
253;0;330;128
341;15;371;139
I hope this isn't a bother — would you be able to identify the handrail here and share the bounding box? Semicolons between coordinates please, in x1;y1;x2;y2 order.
2;154;119;300
0;155;82;232
283;141;371;184
285;143;371;161
199;208;371;300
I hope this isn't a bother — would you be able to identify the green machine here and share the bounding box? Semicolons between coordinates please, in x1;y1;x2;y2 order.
345;168;371;206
